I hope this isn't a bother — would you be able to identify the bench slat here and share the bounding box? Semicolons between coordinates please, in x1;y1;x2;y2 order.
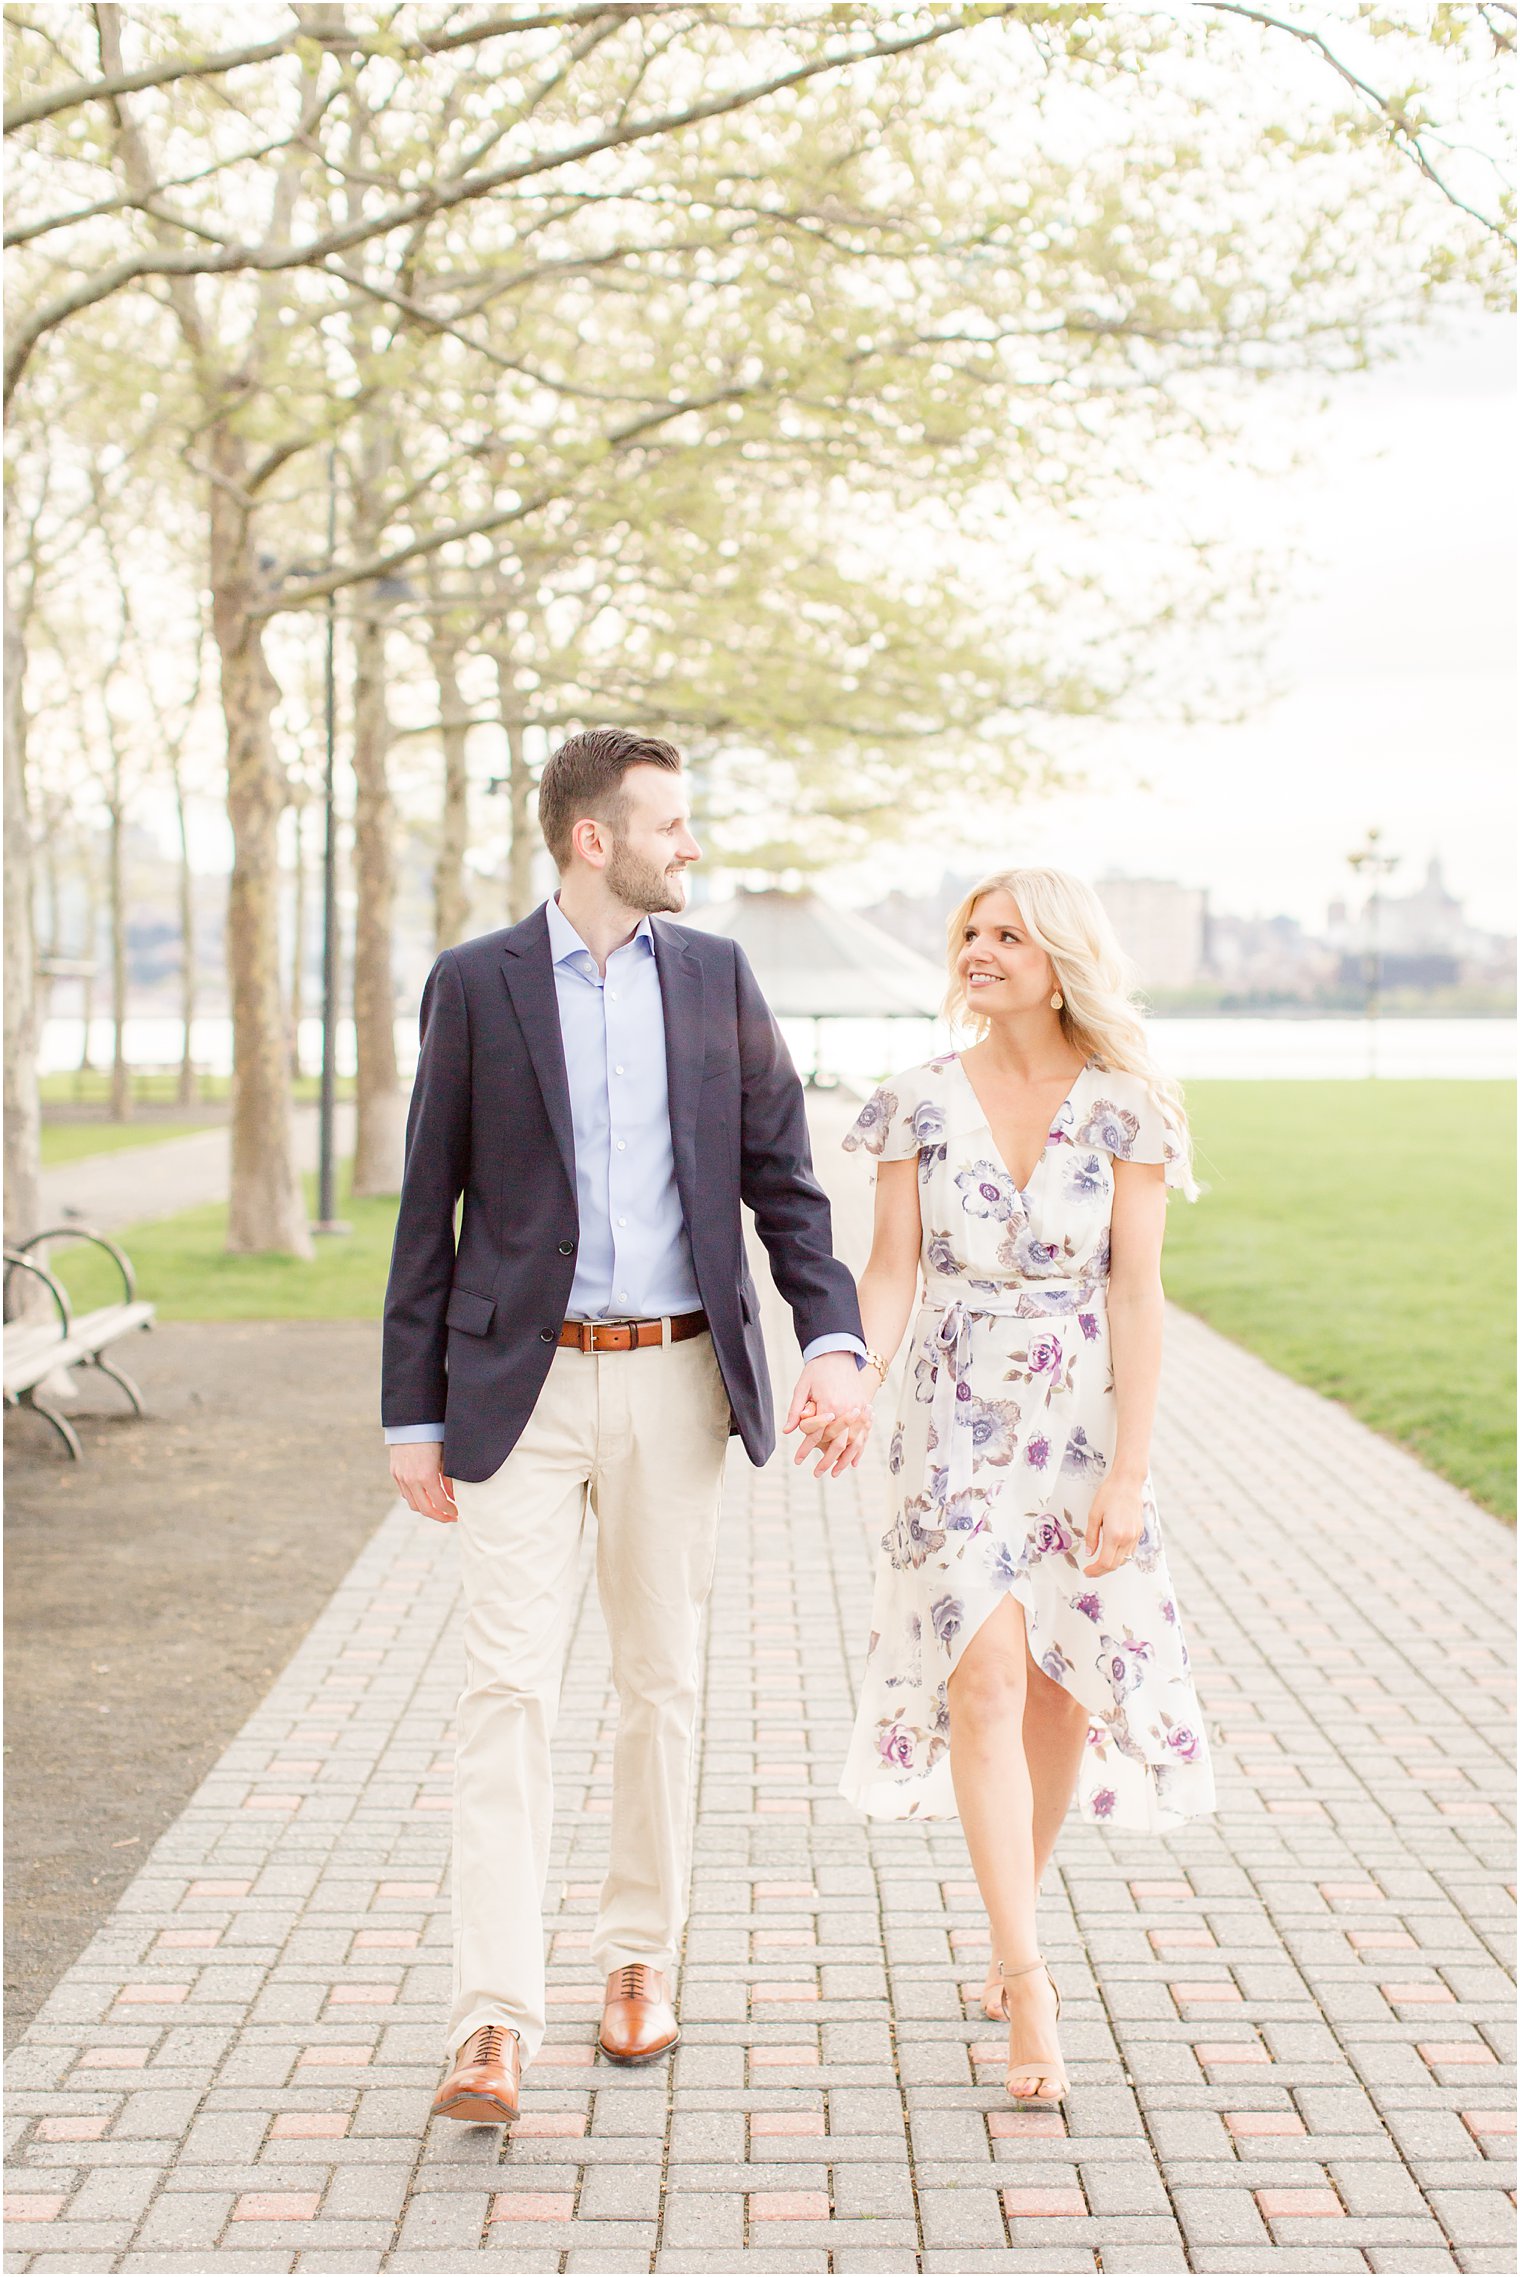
3;1325;64;1364
70;1301;155;1347
5;1333;93;1394
4;1302;154;1399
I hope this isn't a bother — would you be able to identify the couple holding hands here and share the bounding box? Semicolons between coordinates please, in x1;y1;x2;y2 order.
382;727;1213;2130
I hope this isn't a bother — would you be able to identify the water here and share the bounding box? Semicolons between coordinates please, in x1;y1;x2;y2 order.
39;1013;1516;1086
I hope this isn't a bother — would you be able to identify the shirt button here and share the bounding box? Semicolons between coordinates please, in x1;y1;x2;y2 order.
617;1291;630;1304
614;1064;624;1075
617;1216;628;1227
616;1140;626;1151
608;991;619;1002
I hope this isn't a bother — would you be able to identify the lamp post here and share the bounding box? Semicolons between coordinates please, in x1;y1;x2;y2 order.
313;441;349;1236
1347;827;1399;1079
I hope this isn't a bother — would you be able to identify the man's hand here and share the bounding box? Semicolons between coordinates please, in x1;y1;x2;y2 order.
784;1353;873;1477
390;1441;458;1524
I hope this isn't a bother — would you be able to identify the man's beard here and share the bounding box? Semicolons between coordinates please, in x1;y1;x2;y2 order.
605;837;687;915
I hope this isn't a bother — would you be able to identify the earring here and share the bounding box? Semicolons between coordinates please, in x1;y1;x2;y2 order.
1050;991;1064;1011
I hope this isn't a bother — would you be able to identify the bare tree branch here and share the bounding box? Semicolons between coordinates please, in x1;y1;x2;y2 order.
4;4;649;133
256;378;770;612
5;22;298;134
1202;0;1515;246
5;7;1003;409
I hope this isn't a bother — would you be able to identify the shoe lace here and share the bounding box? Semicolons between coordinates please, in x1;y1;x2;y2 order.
614;1963;653;2001
467;2024;510;2066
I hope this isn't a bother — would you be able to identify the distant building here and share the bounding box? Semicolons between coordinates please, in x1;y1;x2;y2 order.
1203;910;1332;998
1094;876;1205;992
1326;856;1514;992
861;874;978;970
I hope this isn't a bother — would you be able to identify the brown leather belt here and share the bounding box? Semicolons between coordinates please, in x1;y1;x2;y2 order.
558;1308;708;1354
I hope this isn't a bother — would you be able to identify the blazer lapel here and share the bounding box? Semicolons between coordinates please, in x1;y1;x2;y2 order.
500;907;576;1195
652;921;705;1206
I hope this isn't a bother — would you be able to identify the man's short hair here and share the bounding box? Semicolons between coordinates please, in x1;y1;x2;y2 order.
537;728;684;868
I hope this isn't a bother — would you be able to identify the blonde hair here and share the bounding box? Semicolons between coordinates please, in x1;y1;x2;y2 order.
944;866;1195;1195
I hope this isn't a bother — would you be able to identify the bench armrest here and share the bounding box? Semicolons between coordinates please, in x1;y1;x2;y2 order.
3;1248;73;1337
17;1224;137;1304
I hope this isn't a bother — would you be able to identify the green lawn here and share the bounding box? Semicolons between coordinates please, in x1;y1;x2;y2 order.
40;1119;206;1167
46;1167;400;1324
41;1069;354;1108
1166;1081;1515;1519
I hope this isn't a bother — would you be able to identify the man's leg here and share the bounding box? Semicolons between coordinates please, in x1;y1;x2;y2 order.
589;1331;732;1989
446;1351;594;2066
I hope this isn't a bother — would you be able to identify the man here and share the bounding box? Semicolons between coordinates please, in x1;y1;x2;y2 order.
383;727;870;2125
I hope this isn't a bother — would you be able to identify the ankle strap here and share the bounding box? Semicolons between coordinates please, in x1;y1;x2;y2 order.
997;1957;1046;1982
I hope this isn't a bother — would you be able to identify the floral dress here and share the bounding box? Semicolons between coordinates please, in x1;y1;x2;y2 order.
838;1053;1215;1833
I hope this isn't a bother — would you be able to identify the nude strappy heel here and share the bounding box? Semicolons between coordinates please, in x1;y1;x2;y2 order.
998;1957;1068;2105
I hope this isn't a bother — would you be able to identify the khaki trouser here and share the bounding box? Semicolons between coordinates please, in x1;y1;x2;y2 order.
446;1331;731;2062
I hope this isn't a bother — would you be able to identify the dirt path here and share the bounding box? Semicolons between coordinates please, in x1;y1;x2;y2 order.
3;1319;397;2048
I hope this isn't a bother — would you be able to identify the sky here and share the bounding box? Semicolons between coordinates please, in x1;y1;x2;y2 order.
841;315;1516;936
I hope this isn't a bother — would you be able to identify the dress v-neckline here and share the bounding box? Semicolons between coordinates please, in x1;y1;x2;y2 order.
952;1053;1093;1195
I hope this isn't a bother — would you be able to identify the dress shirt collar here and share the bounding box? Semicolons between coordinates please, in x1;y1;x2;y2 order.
545;894;655;972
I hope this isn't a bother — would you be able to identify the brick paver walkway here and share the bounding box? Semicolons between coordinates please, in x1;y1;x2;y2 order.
6;1107;1514;2272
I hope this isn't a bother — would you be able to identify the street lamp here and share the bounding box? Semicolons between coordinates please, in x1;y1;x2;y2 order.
314;441;349;1236
1347;827;1399;1078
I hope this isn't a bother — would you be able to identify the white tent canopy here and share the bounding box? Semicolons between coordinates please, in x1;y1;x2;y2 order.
683;887;945;1019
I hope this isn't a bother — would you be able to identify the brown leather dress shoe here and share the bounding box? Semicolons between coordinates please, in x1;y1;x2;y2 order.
598;1963;680;2064
430;2023;521;2123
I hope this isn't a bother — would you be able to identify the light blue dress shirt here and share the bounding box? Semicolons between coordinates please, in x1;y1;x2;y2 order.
385;897;863;1443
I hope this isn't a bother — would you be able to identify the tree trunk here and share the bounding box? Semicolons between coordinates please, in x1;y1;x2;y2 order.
507;718;538;923
492;651;539;922
208;429;312;1257
36;812;61;1032
429;629;472;950
108;792;131;1122
3;569;43;1279
288;798;306;1081
350;594;403;1196
170;750;198;1106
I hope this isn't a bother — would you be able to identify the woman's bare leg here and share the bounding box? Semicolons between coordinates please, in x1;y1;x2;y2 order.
947;1598;1066;2098
980;1657;1089;2014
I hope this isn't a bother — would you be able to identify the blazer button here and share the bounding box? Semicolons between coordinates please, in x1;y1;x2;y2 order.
539;1327;556;1343
558;1240;575;1255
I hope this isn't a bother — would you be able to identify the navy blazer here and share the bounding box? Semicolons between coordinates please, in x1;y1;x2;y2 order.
381;904;864;1483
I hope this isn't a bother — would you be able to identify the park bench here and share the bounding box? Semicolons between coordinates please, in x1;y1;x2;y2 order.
3;1226;154;1460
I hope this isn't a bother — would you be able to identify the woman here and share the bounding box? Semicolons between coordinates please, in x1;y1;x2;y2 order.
837;867;1215;2104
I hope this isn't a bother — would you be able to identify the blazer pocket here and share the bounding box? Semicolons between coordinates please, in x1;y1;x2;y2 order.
446;1285;496;1336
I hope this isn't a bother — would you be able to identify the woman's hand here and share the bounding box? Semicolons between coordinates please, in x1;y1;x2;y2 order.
791;1395;871;1476
785;1352;874;1475
1082;1473;1145;1577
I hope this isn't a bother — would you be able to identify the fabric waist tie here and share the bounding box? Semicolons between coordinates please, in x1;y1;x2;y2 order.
917;1280;1105;1499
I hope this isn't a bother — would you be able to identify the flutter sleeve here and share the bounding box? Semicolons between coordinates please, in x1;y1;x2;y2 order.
1075;1072;1198;1200
841;1066;925;1162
